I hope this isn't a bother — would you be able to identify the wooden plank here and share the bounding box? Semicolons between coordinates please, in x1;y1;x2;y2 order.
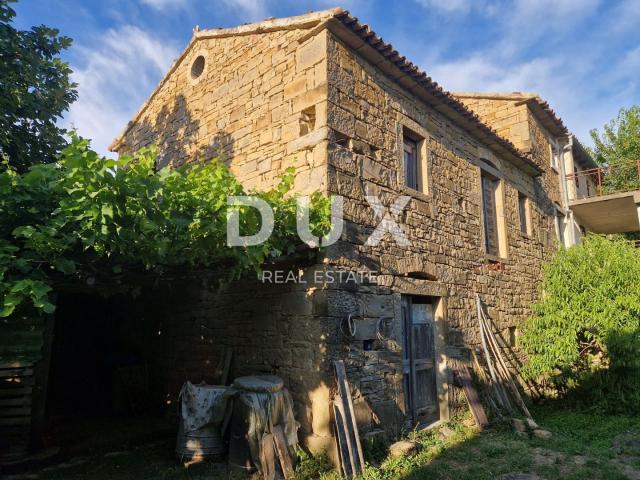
0;405;31;417
0;377;35;387
0;433;29;443
333;360;364;478
259;433;276;480
0;387;33;397
272;424;294;479
477;298;537;427
0;368;34;378
456;365;489;429
476;295;512;412
0;417;30;426
0;361;33;369
0;405;31;416
333;398;355;479
219;348;232;386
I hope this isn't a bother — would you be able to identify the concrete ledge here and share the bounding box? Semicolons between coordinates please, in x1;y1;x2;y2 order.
569;190;640;233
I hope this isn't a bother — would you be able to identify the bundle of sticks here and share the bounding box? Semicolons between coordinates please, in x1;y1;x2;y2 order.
474;294;538;429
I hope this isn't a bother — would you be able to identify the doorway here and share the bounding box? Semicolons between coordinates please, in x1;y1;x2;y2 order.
401;295;440;428
44;293;171;456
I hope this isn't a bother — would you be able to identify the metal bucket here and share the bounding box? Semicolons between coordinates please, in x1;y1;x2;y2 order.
176;421;225;462
175;383;229;462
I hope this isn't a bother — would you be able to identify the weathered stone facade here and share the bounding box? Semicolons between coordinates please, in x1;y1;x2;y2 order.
454;92;598;245
111;9;566;455
112;18;331;195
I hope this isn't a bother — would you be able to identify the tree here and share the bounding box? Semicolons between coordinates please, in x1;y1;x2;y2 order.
0;135;332;317
0;0;77;172
520;235;640;412
589;106;640;194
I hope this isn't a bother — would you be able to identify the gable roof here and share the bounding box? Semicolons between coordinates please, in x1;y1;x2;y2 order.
452;92;596;168
109;8;541;175
452;92;569;138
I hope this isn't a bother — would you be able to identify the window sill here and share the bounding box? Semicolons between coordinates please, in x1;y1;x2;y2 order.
485;253;508;264
399;185;431;203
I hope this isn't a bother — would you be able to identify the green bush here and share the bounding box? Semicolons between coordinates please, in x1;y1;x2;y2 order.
0;134;332;317
520;235;640;412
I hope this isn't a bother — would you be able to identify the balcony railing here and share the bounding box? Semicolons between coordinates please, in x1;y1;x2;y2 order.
566;160;640;200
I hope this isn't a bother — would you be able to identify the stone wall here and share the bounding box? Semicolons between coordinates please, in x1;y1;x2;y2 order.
457;96;563;214
321;31;559;431
131;264;335;451
115;27;330;195
113;19;562;450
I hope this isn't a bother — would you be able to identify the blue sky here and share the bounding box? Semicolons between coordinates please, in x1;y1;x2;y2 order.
14;0;640;156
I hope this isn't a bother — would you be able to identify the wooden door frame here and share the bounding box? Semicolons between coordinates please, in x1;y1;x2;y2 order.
397;290;449;428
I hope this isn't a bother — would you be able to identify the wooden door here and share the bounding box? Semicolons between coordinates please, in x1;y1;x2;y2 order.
402;296;439;427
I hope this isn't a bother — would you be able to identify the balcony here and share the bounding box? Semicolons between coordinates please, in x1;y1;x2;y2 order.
566;160;640;234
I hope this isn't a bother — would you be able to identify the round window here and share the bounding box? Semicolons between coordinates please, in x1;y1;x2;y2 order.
191;55;205;80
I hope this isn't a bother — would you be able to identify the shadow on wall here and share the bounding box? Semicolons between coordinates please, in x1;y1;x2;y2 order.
132;268;336;444
124;94;234;170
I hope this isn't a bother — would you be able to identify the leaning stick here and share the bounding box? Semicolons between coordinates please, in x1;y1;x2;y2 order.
476;295;512;411
478;301;537;426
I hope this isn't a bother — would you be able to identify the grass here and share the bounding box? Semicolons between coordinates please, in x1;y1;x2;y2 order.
33;404;640;480
296;404;640;480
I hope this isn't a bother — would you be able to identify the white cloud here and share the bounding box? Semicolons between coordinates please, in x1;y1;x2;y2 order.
608;0;640;34
415;0;475;14
429;55;557;93
63;25;180;157
140;0;189;11
428;54;574;143
221;0;269;22
427;46;639;145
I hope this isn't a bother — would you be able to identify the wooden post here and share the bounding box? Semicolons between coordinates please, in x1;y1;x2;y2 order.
597;167;602;196
333;360;364;478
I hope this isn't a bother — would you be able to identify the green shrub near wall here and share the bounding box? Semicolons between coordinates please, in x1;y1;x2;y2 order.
0;134;332;318
521;235;640;412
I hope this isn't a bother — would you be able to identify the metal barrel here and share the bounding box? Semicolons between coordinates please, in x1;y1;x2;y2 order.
176;421;225;461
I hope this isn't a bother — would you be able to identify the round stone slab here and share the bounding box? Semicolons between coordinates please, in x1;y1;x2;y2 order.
233;375;284;393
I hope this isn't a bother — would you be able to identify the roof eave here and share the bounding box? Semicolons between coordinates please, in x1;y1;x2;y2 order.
326;16;541;176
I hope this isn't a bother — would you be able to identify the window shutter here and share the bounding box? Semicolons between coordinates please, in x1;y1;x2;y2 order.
482;175;499;256
404;138;418;190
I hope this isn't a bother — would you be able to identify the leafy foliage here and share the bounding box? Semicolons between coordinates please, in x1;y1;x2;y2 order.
589;105;640;194
520;235;640;411
0;0;78;172
0;135;332;317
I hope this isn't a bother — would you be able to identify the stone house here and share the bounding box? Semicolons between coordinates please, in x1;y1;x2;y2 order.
455;92;640;237
108;9;570;455
453;92;599;246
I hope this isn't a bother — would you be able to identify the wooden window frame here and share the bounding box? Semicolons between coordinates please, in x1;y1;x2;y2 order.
549;139;561;172
480;169;508;260
518;192;531;236
403;135;419;190
396;114;431;199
